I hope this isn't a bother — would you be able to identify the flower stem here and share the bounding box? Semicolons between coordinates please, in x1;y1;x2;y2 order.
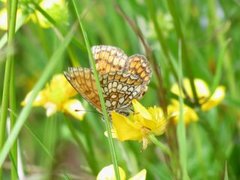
176;41;189;180
10;61;18;180
149;134;171;157
0;0;18;177
145;0;178;81
166;0;199;106
0;23;77;168
64;117;99;175
71;0;120;179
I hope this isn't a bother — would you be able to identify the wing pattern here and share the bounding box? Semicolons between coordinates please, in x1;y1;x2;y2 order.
64;45;152;114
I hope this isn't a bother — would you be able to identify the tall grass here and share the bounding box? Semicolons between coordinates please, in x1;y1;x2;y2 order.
0;0;19;178
71;0;120;179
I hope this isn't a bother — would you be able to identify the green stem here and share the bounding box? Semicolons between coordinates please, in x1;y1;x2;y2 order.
83;120;99;174
0;23;77;167
71;0;120;179
191;123;207;179
64;118;99;175
166;0;199;106
145;0;178;81
149;134;171;157
44;116;58;179
0;0;18;177
115;3;168;114
176;42;189;180
24;124;54;161
10;61;18;180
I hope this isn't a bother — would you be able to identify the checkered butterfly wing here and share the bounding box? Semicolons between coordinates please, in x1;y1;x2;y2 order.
64;45;152;113
64;67;102;111
92;45;128;74
64;67;145;113
100;71;145;113
126;54;152;96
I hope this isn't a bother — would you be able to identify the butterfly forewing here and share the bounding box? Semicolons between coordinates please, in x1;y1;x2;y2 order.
92;45;128;75
65;45;152;114
64;67;101;111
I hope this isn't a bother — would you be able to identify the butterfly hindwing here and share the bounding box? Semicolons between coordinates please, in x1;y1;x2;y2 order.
100;71;146;112
127;54;152;84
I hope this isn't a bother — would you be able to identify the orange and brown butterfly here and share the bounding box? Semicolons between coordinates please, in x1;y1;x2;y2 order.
64;45;152;115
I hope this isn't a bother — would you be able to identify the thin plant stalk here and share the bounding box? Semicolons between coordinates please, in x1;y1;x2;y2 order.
144;0;193;108
145;0;178;81
191;124;207;179
0;23;77;167
166;0;199;106
23;124;54;161
0;0;18;177
176;41;189;180
71;0;120;179
149;134;171;157
64;117;99;175
207;0;237;101
115;3;168;114
10;61;18;179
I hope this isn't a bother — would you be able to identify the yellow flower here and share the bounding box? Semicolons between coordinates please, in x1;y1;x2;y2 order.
0;0;69;30
0;5;25;30
30;0;69;28
96;164;146;180
111;100;167;149
168;100;198;124
171;78;225;111
22;74;85;120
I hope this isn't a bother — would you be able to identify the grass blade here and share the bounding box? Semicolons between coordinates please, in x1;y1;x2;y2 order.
71;0;120;179
166;0;199;106
0;0;19;177
176;41;189;180
0;23;77;167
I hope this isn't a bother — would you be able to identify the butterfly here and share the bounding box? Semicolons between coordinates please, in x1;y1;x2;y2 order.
64;45;152;115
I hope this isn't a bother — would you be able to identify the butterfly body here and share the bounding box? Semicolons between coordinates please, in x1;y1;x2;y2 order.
64;45;152;114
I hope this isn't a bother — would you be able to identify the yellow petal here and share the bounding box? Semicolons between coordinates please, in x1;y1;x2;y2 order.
134;107;166;136
44;102;57;116
48;74;77;102
63;99;86;120
171;78;210;99
111;112;142;141
201;86;225;111
129;169;147;180
21;90;47;106
168;100;198;125
96;164;126;180
132;99;152;120
143;107;164;128
194;79;210;98
0;8;7;30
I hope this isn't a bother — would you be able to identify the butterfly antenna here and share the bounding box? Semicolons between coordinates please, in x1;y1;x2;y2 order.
74;109;101;115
